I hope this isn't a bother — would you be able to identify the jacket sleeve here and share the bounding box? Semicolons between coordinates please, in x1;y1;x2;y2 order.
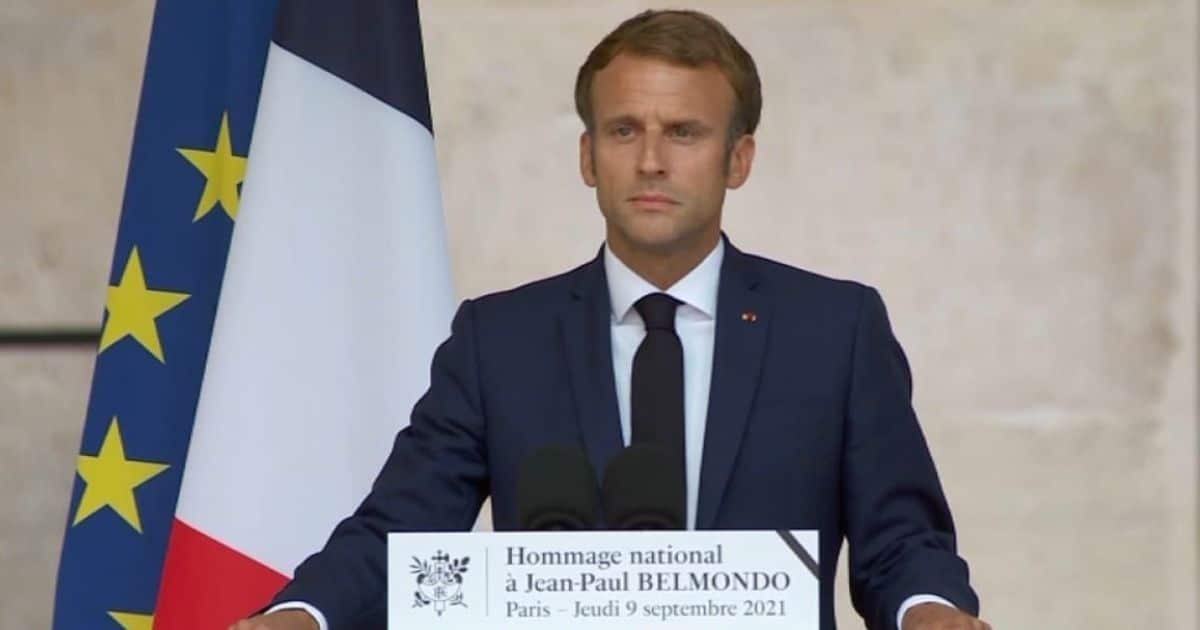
842;286;979;629
269;299;489;628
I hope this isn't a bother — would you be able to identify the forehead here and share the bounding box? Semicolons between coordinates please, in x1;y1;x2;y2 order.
589;53;736;123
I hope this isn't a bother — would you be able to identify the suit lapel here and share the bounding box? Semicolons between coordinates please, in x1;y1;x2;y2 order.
560;253;624;486
696;242;771;529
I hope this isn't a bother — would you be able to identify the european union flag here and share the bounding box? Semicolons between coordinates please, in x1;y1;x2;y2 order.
53;2;278;627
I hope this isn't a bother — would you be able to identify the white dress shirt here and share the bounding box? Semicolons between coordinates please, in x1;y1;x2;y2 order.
274;238;955;629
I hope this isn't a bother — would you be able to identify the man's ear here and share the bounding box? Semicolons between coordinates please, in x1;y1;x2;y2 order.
580;131;597;187
726;134;756;190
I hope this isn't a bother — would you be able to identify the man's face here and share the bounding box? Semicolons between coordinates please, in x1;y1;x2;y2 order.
581;54;755;259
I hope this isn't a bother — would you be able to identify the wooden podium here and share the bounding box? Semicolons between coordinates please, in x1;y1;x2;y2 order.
388;530;819;628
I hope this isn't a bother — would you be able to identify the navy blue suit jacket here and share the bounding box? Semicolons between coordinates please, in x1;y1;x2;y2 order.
273;240;978;629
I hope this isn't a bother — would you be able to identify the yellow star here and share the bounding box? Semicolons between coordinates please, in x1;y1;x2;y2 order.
74;417;169;533
108;610;153;630
177;111;247;220
99;247;190;363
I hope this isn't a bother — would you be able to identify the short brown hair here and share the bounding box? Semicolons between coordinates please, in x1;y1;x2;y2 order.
574;9;762;141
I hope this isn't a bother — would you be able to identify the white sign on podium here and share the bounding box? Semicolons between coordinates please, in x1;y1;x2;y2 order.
388;530;819;628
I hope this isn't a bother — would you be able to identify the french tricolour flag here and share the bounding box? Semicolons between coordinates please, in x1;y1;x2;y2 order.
155;1;454;626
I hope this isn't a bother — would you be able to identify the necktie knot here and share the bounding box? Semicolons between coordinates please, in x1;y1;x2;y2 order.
635;293;680;331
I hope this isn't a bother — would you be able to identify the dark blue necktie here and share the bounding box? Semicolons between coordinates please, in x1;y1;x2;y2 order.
631;292;686;510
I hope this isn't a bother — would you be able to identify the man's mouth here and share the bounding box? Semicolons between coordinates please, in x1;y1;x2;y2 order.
628;193;679;207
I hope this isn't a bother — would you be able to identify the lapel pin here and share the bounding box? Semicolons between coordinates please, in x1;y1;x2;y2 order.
741;311;758;323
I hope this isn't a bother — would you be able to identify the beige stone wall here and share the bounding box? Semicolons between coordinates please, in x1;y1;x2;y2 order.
1;1;1195;628
1;2;153;628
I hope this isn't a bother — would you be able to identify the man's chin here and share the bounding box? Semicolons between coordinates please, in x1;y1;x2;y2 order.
617;229;715;258
605;211;719;257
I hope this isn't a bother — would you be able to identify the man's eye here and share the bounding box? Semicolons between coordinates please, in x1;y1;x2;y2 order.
613;125;634;137
671;126;696;139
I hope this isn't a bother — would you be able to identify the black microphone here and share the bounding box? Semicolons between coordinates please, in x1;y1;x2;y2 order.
601;444;685;530
516;444;601;530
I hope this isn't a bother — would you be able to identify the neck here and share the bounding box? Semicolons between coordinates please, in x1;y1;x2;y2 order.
607;231;721;290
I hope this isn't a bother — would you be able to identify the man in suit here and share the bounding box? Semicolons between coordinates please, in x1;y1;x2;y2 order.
235;9;987;630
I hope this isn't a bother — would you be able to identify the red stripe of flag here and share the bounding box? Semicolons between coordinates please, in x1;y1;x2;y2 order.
155;519;288;628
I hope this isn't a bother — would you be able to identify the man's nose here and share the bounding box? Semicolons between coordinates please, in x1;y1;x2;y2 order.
637;135;666;177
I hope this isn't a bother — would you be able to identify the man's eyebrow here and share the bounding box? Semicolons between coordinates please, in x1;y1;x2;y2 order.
598;114;642;128
597;115;712;129
665;118;711;129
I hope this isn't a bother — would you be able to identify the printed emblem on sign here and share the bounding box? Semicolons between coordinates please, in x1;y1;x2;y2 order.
411;550;470;615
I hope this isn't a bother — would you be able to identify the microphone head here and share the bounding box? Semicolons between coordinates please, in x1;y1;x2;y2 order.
601;444;685;530
516;444;600;530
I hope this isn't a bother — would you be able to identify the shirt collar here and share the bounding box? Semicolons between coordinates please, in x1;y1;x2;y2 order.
604;238;724;323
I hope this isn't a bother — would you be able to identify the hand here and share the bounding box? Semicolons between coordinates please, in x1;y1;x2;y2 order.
901;602;992;630
228;610;319;630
